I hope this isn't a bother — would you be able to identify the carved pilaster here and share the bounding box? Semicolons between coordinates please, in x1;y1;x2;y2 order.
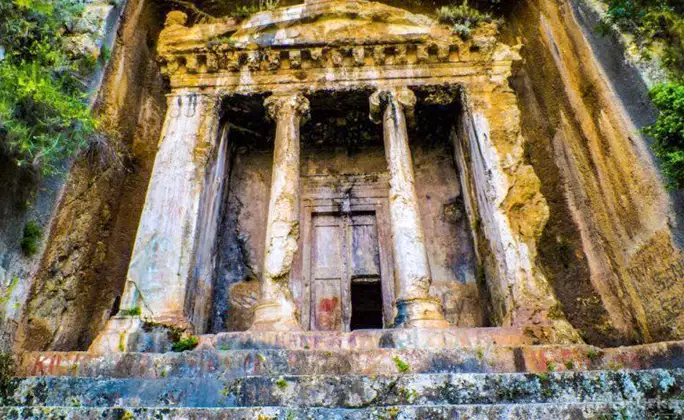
90;92;226;352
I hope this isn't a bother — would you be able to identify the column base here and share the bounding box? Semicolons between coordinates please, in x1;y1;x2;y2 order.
393;297;450;328
88;317;143;354
250;300;302;331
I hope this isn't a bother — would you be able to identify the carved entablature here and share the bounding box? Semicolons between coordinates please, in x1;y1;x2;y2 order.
157;0;517;93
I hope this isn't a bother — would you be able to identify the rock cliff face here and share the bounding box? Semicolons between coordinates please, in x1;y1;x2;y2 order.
9;0;170;351
504;0;684;346
1;0;683;352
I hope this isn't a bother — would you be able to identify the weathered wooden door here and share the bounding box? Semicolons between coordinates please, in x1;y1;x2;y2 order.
309;211;385;331
310;213;347;331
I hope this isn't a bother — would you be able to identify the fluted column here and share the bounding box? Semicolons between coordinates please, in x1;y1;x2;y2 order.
250;92;310;331
370;87;449;328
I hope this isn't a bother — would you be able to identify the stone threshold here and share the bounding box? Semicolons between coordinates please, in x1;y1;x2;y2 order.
205;327;533;350
17;340;684;378
93;325;538;354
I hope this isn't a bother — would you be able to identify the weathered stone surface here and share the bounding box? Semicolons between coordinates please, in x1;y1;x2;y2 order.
4;369;684;409
370;88;449;329
251;93;310;331
118;93;223;327
19;340;684;379
505;0;684;345
9;0;161;353
3;402;683;420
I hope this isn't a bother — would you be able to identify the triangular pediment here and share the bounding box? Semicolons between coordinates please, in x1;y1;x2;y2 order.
159;0;452;54
230;0;447;48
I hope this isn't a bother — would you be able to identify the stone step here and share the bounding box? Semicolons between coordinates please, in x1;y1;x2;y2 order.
95;325;534;353
2;401;684;419
5;369;683;408
18;341;684;379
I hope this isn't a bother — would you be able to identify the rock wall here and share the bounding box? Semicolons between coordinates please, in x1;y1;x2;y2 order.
504;0;684;345
213;146;273;332
0;0;131;353
13;0;169;351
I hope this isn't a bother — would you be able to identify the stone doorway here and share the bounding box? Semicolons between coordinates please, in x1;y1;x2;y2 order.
307;210;387;331
300;175;395;331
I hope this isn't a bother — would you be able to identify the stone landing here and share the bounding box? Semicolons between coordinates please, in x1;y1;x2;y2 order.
92;326;535;353
4;339;684;419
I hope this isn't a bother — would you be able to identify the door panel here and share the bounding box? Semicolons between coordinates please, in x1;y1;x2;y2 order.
349;213;381;282
311;214;345;331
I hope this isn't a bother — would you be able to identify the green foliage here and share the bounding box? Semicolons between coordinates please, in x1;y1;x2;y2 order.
20;220;42;256
275;377;287;389
171;334;199;352
0;0;99;175
393;356;410;373
644;83;684;188
119;307;142;316
437;1;493;39
0;277;19;305
0;353;15;403
598;0;684;79
598;1;684;188
587;348;600;361
228;0;280;20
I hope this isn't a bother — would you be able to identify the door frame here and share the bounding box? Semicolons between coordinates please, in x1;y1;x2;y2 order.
295;174;395;330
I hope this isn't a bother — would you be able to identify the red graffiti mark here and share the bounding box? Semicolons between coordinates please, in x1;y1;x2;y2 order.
317;297;340;330
319;297;338;313
31;356;49;376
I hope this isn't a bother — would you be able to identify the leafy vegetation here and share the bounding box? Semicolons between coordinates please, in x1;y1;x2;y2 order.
644;83;684;188
437;1;494;39
598;0;684;188
171;335;199;352
228;0;280;20
275;377;287;389
119;306;142;316
598;0;683;77
393;356;410;373
20;220;42;256
0;0;99;176
0;354;15;404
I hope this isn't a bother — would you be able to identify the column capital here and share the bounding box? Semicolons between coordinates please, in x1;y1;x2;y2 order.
369;87;416;125
264;92;310;122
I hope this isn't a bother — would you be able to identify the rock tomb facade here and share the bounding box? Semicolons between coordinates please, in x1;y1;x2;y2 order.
6;0;684;418
87;0;580;353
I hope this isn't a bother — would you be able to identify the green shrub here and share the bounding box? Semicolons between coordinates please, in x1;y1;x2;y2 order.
171;335;199;352
0;354;15;403
119;307;142;316
598;1;684;188
393;356;410;373
437;1;493;39
228;0;279;20
20;220;42;256
0;0;99;175
645;83;684;188
598;0;684;78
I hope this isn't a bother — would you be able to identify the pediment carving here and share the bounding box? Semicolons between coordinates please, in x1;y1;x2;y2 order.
157;0;504;79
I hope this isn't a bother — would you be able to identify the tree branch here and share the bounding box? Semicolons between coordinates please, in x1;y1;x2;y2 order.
166;0;217;21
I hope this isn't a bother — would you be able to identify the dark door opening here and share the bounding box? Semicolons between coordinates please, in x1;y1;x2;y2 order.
350;281;384;330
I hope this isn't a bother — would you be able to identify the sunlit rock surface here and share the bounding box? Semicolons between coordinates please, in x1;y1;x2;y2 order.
2;0;684;417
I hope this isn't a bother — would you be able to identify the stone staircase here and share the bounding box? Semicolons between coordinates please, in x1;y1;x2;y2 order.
4;332;684;418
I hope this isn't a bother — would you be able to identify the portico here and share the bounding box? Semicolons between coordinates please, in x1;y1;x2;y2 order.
90;0;579;353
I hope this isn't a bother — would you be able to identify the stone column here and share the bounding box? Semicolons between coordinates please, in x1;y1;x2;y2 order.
250;93;310;331
369;87;449;328
90;92;223;352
